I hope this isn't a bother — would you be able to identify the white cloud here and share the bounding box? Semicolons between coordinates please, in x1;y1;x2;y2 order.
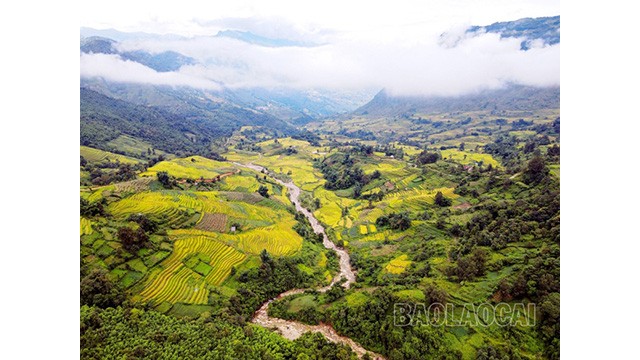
79;53;222;90
80;0;559;97
105;28;558;97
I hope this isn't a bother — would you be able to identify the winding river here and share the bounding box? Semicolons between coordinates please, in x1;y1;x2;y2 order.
234;162;384;359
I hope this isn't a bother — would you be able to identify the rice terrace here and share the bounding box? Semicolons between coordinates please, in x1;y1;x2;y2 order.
79;5;561;360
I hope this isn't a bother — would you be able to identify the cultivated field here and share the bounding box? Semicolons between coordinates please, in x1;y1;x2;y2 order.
139;235;246;304
81;145;142;164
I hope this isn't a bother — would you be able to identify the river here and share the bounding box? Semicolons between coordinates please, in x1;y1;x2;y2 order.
233;162;384;359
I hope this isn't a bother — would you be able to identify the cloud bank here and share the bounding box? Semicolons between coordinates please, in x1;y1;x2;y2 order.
81;24;559;97
80;53;221;90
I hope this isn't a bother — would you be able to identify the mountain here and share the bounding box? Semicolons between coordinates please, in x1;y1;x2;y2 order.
80;36;118;54
355;85;560;117
226;87;376;122
351;16;561;118
80;35;370;119
80;83;297;157
467;16;559;50
81;36;195;72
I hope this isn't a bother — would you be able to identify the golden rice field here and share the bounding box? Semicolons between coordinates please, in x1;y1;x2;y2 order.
140;156;232;179
385;254;412;274
217;174;262;193
313;187;359;227
317;252;327;268
225;147;324;191
385;187;458;212
392;143;423;156
82;185;116;203
356;207;385;225
109;191;203;227
441;149;500;168
197;192;286;224
139;235;246;304
224;220;302;256
437;135;493;149
80;146;142;164
80;217;93;236
170;217;302;256
356;231;390;242
217;174;291;206
361;159;414;181
83;178;153;203
393;173;422;191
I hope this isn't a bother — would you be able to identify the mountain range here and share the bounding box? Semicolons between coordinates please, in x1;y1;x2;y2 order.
80;15;559;156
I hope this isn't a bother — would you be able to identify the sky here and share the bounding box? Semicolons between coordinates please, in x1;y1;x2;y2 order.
79;0;560;96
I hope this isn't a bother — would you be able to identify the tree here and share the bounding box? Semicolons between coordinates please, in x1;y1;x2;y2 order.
257;185;269;198
118;227;148;252
127;213;157;233
376;212;411;230
416;151;440;165
157;171;172;188
522;155;548;185
547;144;560;157
80;268;124;308
80;197;106;217
353;183;362;198
80;155;87;167
434;191;452;207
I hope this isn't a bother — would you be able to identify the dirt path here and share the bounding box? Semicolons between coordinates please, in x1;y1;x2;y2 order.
234;162;384;359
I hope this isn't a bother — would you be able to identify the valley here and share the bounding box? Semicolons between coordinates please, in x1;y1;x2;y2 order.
81;103;559;359
79;13;559;360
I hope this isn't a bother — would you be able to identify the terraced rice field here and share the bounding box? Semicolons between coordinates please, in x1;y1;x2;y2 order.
226;147;324;191
114;177;154;193
441;149;499;168
199;192;284;224
361;160;413;181
139;236;246;304
109;191;203;228
80;146;142;164
196;213;228;232
225;220;302;256
80;217;93;236
218;175;291;206
356;231;390;242
140;156;231;179
83;185;116;203
170;218;302;256
385;187;458;212
313;187;359;228
218;174;262;192
385;254;412;274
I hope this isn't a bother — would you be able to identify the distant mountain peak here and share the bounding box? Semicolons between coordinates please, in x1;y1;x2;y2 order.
440;15;559;51
80;36;195;72
356;84;559;117
467;15;560;50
